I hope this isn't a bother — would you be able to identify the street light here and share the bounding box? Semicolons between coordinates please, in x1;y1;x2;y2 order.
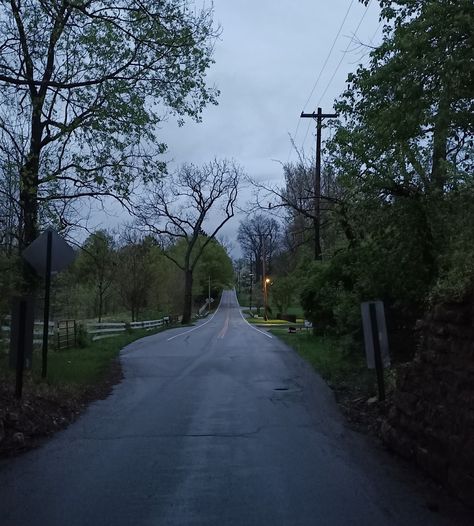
249;273;254;313
264;277;271;321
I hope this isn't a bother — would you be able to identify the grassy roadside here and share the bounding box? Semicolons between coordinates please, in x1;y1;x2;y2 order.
241;310;304;325
1;327;166;390
270;328;391;433
270;329;375;394
0;326;170;456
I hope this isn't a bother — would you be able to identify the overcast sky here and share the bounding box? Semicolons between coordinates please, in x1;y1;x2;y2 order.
98;0;382;256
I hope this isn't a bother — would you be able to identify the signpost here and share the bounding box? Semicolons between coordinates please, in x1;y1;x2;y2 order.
9;297;35;399
22;228;75;379
361;301;390;401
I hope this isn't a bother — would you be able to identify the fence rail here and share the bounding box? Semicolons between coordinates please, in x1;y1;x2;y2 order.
86;317;171;341
1;315;173;348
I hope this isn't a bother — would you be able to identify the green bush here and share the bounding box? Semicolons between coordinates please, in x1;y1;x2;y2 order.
75;323;91;348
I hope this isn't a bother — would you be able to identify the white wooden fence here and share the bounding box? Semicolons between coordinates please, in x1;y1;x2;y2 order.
87;317;170;341
1;316;172;348
1;319;55;346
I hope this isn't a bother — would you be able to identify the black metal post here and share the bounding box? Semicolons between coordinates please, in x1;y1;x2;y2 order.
41;230;53;378
369;302;385;401
15;299;27;399
249;274;253;313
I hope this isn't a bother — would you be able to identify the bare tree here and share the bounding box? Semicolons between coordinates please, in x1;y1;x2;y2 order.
137;159;241;324
249;160;352;257
237;214;280;282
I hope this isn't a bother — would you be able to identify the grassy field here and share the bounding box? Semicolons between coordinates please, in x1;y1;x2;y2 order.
1;327;167;390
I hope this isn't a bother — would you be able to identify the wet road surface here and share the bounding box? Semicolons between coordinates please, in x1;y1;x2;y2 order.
0;290;470;525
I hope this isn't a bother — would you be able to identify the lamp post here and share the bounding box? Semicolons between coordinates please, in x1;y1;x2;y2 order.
263;277;271;321
249;273;254;313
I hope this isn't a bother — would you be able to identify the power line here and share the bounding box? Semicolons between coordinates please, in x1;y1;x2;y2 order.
301;0;356;112
316;0;373;107
301;0;373;151
286;0;355;163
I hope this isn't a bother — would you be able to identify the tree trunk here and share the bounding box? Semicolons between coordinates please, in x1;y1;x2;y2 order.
182;269;193;324
20;102;42;293
431;97;450;192
98;283;103;323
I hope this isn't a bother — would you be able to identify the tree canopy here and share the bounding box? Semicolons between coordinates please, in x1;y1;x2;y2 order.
0;0;219;248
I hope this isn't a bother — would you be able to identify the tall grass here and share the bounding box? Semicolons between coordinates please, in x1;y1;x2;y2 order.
272;329;377;397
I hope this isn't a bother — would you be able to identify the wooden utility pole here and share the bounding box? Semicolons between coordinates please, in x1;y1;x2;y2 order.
300;107;338;260
261;236;267;321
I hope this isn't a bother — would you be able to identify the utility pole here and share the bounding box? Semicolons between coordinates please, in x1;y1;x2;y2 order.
249;256;253;313
300;107;338;260
261;235;271;321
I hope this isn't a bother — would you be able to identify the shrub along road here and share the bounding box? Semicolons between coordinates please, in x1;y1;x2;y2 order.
0;291;469;525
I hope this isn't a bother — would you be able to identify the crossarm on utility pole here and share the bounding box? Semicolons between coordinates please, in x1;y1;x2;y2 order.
300;107;338;260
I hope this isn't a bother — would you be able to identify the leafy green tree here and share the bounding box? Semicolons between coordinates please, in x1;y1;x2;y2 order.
298;0;473;356
116;234;156;322
271;275;297;315
75;231;116;322
194;238;234;304
0;0;219;258
328;0;473;293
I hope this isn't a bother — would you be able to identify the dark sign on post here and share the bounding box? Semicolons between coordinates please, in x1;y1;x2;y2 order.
22;228;76;378
22;227;75;276
9;297;35;398
361;301;390;401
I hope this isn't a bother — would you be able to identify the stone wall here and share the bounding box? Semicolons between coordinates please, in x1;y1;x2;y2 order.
381;297;474;505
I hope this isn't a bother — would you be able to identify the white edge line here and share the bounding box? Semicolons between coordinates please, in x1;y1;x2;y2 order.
166;296;223;341
235;291;273;339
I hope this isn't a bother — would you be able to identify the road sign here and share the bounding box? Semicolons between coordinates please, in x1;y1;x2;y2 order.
22;227;75;276
22;228;76;378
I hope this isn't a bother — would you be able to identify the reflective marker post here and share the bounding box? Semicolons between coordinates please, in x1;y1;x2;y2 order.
361;301;391;402
369;302;385;401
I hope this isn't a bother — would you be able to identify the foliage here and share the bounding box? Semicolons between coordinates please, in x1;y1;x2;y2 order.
271;275;297;314
74;230;116;322
300;259;359;336
194;238;234;301
296;0;474;354
116;234;156;321
0;0;219;250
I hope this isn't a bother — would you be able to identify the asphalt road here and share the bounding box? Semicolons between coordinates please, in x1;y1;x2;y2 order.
0;290;469;525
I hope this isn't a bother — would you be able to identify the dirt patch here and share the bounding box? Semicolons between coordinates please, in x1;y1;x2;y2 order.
0;358;123;458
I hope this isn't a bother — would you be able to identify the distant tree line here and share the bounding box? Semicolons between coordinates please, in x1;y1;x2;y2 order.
3;230;234;324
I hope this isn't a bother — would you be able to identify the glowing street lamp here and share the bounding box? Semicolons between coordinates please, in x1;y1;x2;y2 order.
264;277;271;321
